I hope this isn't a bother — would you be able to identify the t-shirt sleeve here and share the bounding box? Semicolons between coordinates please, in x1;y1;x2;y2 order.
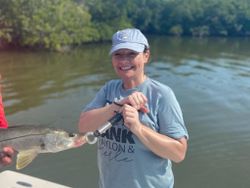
82;85;107;112
157;89;188;140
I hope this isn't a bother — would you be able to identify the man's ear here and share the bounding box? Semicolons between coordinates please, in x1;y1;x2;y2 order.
144;50;150;64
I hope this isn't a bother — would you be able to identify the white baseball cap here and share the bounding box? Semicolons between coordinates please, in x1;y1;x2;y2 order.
109;28;149;55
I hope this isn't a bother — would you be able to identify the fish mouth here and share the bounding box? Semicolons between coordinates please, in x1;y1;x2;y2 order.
73;136;86;147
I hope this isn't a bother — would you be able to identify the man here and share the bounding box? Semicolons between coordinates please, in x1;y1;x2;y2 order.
79;28;188;188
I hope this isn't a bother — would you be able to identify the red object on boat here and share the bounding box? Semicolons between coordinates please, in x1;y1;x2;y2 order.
0;95;8;128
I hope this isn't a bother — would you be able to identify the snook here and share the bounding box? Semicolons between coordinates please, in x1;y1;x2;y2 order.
0;125;86;170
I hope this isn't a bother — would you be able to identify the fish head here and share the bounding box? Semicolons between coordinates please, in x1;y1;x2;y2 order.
44;130;86;153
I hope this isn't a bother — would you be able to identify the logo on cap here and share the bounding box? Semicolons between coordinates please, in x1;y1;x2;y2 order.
117;31;129;41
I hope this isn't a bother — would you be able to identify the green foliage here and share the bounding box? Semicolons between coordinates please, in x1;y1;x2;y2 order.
190;26;210;37
0;0;96;50
84;0;133;40
169;25;183;36
165;0;250;36
0;2;13;46
1;0;250;50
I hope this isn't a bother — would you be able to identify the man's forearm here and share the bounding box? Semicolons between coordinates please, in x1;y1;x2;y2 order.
78;103;121;133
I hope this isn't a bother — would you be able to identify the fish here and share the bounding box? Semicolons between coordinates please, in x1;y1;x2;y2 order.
0;125;86;170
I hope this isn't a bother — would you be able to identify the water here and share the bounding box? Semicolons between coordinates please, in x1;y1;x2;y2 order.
0;37;250;188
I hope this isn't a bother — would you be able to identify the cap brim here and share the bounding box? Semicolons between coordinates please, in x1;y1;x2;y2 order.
109;42;145;55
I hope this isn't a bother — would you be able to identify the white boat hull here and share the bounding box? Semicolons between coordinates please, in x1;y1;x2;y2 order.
0;170;71;188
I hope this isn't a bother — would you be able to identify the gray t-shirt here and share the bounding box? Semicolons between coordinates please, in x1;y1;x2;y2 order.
83;78;189;188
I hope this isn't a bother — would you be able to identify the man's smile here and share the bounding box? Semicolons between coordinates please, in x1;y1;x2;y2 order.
119;65;134;71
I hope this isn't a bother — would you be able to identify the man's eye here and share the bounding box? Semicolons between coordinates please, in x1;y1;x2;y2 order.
113;53;121;57
113;52;137;58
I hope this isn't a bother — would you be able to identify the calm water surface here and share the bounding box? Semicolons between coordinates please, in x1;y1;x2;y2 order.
0;37;250;188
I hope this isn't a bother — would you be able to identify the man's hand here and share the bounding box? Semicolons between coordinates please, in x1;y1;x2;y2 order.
119;91;149;113
122;104;143;133
0;147;15;167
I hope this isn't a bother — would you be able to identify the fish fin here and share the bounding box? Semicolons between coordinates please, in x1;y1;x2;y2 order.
16;150;38;170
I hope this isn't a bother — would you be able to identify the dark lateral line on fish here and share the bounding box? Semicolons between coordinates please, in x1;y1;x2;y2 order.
0;133;45;143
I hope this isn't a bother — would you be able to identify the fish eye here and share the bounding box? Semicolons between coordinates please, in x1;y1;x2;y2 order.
68;133;76;137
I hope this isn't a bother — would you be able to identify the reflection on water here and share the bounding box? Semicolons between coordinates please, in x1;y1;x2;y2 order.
0;44;113;115
0;37;250;188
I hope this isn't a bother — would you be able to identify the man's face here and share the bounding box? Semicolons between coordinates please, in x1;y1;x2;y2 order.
111;49;149;81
